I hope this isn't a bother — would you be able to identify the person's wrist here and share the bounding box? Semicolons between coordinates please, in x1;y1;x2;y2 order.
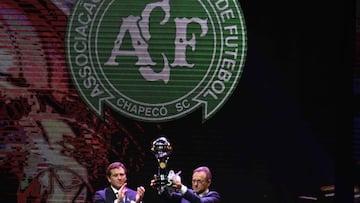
115;197;124;203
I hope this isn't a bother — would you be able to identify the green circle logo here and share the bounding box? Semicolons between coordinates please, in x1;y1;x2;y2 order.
66;0;247;122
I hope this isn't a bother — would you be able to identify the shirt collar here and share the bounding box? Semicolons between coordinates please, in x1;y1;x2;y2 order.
111;185;119;194
198;189;209;198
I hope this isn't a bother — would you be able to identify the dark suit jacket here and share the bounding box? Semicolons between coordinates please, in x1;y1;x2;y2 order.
94;186;139;203
161;189;221;203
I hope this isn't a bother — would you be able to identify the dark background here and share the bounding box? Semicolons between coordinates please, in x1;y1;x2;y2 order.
105;1;355;203
0;0;355;202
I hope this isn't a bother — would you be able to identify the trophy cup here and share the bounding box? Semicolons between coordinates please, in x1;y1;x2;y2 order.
151;136;173;193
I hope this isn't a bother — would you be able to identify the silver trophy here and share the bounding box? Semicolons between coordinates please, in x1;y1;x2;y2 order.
151;136;174;193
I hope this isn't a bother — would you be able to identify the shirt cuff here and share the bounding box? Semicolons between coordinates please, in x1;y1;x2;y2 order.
179;185;187;194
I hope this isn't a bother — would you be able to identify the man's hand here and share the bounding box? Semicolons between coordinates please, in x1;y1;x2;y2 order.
116;183;127;203
171;172;182;190
150;174;167;188
135;186;145;203
150;175;158;188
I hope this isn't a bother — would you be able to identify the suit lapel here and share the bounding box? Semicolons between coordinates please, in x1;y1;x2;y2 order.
105;187;116;203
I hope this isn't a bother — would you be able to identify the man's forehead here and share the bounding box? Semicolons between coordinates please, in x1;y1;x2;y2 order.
193;171;206;178
111;167;125;174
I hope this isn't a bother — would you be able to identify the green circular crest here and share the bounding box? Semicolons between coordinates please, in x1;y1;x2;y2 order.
66;0;247;122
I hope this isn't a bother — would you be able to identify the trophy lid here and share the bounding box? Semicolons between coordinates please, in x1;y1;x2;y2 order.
151;136;173;159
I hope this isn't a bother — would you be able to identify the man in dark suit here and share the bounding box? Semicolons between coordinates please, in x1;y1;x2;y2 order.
151;166;221;203
95;162;145;203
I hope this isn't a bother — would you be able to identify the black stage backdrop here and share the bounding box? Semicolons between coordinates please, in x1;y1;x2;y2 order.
0;0;354;203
